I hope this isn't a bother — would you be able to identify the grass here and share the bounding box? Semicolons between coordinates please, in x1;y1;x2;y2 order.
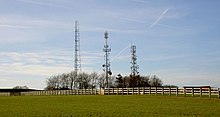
0;95;219;117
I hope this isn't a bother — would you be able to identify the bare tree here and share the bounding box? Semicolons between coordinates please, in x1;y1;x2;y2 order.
69;71;77;89
78;72;90;89
89;72;99;89
138;75;150;87
60;73;69;89
97;73;105;89
45;75;60;90
13;85;29;89
149;75;163;86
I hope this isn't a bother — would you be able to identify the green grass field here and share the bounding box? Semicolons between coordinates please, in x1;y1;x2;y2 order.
0;95;219;117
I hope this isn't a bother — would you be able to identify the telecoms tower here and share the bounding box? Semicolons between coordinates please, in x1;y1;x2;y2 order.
130;44;139;76
74;21;81;74
102;31;112;88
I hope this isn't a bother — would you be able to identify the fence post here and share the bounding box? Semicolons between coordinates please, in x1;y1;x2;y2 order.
162;87;164;96
200;87;202;98
143;87;145;95
184;88;186;97
192;88;194;97
218;88;220;99
176;88;178;97
209;87;211;98
127;88;129;95
91;88;93;95
85;89;86;95
149;87;151;95
169;87;171;96
122;88;123;95
155;87;157;95
132;88;134;95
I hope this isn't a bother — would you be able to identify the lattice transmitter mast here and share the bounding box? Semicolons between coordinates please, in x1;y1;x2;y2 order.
74;21;81;74
102;31;112;88
130;44;139;76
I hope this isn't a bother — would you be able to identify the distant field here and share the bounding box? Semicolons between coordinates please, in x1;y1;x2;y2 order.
0;95;219;117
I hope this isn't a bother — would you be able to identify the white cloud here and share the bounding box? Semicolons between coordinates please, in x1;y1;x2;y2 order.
143;55;185;61
0;15;73;44
0;15;70;30
0;49;105;89
147;67;220;88
0;51;72;76
16;0;65;8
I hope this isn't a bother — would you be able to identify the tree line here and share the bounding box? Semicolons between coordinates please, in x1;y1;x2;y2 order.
115;74;162;88
45;71;163;90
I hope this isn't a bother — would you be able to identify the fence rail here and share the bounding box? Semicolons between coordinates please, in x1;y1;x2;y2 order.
104;87;220;98
0;87;219;98
0;89;100;96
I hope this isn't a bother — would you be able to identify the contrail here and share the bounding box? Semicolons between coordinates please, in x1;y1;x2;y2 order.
111;44;130;62
149;8;169;28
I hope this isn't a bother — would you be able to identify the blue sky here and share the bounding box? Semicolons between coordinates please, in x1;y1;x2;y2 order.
0;0;220;89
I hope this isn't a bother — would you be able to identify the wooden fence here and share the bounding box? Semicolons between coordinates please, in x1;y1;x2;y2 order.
104;87;220;98
20;89;100;96
0;89;99;96
0;87;219;98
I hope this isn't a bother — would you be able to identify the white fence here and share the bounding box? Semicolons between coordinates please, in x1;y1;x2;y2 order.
0;87;219;98
0;92;10;96
104;87;220;98
21;89;99;96
0;89;99;96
